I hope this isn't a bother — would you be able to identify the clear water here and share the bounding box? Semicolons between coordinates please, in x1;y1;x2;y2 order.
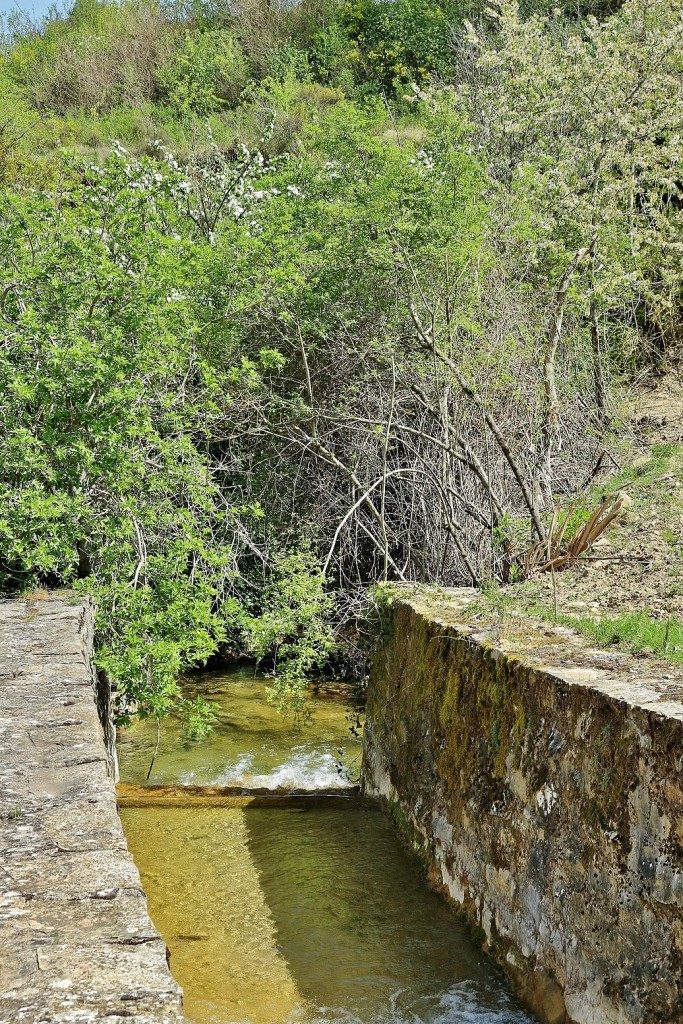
118;669;535;1024
117;666;360;789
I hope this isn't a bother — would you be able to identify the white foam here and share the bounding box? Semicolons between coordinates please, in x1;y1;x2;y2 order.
177;752;257;788
241;748;350;790
213;752;257;785
186;747;351;791
295;981;533;1024
430;981;532;1022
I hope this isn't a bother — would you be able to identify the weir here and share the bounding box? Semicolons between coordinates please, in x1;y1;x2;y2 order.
116;782;361;807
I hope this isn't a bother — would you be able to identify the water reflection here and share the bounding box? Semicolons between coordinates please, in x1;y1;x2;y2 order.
121;803;533;1024
117;665;360;789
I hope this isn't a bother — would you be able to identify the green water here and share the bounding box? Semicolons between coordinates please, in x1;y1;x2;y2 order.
118;669;535;1024
117;665;360;788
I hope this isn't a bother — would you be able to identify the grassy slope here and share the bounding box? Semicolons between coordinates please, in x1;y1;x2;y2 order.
479;367;683;665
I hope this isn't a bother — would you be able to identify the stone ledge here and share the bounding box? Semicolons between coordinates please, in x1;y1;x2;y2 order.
0;594;184;1024
401;587;683;723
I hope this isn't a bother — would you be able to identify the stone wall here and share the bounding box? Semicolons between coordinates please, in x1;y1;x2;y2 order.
363;591;683;1024
0;594;184;1024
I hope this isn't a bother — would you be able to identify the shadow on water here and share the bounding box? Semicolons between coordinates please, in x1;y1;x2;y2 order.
242;801;533;1024
118;668;535;1024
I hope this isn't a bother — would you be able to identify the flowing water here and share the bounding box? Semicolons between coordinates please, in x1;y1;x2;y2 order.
118;668;534;1024
117;665;359;789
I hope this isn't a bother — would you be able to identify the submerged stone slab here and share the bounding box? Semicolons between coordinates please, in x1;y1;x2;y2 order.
116;782;361;808
0;594;184;1024
363;589;683;1024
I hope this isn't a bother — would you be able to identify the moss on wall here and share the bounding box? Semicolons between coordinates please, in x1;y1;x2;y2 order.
364;595;683;1024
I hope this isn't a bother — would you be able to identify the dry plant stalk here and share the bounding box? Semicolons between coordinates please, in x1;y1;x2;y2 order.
523;496;624;578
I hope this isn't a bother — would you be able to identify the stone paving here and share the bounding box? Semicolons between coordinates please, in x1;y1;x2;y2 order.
0;594;184;1024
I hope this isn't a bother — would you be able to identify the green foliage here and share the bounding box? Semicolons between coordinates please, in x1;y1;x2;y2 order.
0;69;49;184
308;17;357;89
342;0;468;89
244;550;338;714
263;41;312;84
1;0;681;726
455;0;683;360
181;695;219;739
0;148;244;722
237;95;488;371
157;29;249;114
3;0;172;114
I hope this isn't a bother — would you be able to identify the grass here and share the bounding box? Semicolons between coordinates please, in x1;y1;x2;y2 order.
486;442;682;578
468;582;683;667
533;608;683;664
1;802;24;820
663;526;683;559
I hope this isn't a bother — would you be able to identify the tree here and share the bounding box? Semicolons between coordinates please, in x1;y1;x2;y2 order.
0;148;243;721
450;0;683;490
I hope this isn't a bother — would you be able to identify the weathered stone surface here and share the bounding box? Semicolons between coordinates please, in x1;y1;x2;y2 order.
0;594;184;1024
363;590;683;1024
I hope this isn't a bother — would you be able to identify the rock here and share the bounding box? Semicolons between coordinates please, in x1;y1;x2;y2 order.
531;970;567;1024
616;490;637;522
0;595;184;1024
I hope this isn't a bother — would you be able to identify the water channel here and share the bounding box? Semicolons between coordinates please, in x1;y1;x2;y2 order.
117;667;534;1024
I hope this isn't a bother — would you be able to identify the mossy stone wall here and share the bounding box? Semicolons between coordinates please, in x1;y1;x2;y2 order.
363;596;683;1024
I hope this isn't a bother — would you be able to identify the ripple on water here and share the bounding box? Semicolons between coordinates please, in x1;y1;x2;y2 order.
117;668;359;789
120;803;535;1024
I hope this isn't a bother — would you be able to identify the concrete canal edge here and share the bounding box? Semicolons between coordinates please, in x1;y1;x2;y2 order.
0;594;184;1024
362;590;683;1024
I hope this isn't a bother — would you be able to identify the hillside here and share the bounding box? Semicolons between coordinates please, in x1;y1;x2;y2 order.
1;0;682;723
469;365;683;665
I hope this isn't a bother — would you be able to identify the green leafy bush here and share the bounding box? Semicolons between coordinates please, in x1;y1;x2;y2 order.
157;29;249;114
342;0;467;89
244;551;338;714
0;149;242;721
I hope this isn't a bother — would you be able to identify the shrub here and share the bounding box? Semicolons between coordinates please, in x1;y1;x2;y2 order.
5;0;172;113
157;29;250;114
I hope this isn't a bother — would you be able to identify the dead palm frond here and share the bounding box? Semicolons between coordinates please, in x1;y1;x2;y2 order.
523;495;624;577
